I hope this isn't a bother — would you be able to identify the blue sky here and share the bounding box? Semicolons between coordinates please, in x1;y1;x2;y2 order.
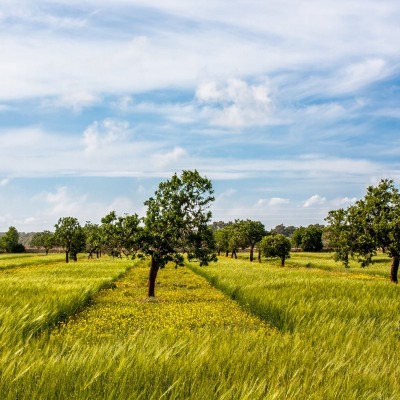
0;0;399;232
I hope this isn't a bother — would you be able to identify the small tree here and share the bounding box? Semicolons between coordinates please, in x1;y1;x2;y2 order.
235;219;266;262
142;170;217;297
259;234;291;266
214;227;230;256
83;222;102;259
30;230;54;255
54;217;85;263
0;226;24;253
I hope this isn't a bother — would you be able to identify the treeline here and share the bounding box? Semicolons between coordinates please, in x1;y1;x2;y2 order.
2;176;400;284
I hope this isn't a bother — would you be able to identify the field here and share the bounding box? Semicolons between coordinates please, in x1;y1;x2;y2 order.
0;252;399;399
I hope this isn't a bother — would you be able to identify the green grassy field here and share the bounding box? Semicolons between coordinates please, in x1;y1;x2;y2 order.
1;252;399;399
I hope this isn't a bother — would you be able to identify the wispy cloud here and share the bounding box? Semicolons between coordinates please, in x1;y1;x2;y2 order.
83;118;131;153
303;195;326;208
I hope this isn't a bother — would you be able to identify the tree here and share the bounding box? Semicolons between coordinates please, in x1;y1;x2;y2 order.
100;212;142;258
214;227;230;256
30;230;54;255
272;224;296;237
142;170;217;297
0;226;24;253
236;219;266;261
259;234;291;266
83;222;102;259
54;217;85;263
325;179;400;282
292;225;323;252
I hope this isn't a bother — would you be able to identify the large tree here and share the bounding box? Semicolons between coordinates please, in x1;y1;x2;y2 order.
259;234;291;266
54;217;85;263
143;170;217;297
325;179;400;282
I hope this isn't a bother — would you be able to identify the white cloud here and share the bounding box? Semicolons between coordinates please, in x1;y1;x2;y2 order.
46;89;101;111
151;147;187;168
196;78;273;128
303;194;326;208
333;58;389;94
268;197;289;206
0;178;10;186
39;186;88;217
83;118;131;153
331;197;357;207
254;197;289;207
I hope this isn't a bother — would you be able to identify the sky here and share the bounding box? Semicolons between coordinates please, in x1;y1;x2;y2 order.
0;0;399;232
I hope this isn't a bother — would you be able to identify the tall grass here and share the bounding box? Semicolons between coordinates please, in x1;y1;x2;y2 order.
0;254;133;343
189;257;400;398
1;254;400;399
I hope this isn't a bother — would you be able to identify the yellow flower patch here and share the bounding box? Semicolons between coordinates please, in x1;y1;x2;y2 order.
54;261;267;341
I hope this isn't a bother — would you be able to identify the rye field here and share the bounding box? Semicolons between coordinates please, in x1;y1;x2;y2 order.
0;252;399;399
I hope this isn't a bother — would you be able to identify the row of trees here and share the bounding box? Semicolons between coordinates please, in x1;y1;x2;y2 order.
3;174;400;287
30;170;217;297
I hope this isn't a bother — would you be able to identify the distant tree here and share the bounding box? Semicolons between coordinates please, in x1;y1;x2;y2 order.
259;234;291;266
291;225;323;252
30;230;55;255
291;226;306;248
142;170;216;297
83;222;102;259
236;219;266;262
209;220;233;233
214;227;230;256
272;224;296;237
0;226;24;253
224;223;246;259
100;212;142;258
325;179;400;282
54;217;85;263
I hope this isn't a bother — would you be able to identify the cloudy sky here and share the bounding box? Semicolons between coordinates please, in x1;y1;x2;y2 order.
1;0;399;232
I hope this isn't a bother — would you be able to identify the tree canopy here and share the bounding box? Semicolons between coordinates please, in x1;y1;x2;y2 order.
54;217;85;263
0;226;24;253
292;225;323;252
259;234;291;266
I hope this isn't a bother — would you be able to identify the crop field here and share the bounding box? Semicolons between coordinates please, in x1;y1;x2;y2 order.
1;252;400;399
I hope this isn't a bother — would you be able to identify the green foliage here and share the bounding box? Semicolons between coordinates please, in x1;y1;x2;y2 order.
54;217;85;263
0;226;23;253
259;234;291;266
143;171;216;294
292;225;323;251
325;179;400;281
235;219;266;261
271;223;296;237
100;212;142;258
30;230;55;255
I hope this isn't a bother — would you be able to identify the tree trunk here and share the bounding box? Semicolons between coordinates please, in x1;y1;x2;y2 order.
391;256;399;283
148;256;160;297
225;250;229;257
250;246;254;262
65;251;69;263
258;249;261;263
281;255;285;266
